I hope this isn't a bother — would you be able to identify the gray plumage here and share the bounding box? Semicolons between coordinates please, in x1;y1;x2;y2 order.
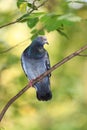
21;36;52;101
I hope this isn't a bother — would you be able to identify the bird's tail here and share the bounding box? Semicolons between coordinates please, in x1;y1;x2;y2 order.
36;90;52;101
34;79;52;101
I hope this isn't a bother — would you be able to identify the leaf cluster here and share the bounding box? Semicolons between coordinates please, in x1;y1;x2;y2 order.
17;0;82;39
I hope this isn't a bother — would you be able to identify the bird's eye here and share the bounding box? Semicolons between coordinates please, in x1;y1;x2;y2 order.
41;37;44;41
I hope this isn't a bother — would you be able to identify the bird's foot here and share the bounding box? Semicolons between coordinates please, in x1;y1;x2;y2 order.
28;80;34;87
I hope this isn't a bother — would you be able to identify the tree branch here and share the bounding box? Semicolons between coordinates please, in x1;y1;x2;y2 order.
0;44;87;122
0;0;48;29
0;20;18;29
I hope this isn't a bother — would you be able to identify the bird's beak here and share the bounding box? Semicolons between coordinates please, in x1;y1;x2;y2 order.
45;41;49;45
43;38;49;45
46;42;49;45
44;42;49;45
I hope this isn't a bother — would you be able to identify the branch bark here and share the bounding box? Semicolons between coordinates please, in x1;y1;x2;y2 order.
0;44;87;122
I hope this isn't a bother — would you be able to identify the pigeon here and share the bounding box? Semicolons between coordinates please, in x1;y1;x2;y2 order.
21;36;52;101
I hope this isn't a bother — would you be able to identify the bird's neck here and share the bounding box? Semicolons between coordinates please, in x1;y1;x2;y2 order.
29;44;45;59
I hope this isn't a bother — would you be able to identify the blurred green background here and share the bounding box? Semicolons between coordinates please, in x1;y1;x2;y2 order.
0;0;87;130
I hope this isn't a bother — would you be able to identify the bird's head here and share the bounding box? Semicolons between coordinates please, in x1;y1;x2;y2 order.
33;36;49;46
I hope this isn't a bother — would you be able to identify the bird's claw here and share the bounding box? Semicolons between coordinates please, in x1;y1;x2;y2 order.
28;75;41;87
29;79;34;87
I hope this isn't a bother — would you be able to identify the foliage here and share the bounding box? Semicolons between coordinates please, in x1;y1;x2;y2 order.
16;0;83;39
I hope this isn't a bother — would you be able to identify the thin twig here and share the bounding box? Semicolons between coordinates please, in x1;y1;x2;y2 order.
0;20;18;29
0;38;29;54
33;0;37;6
0;0;48;29
78;54;87;57
0;44;87;122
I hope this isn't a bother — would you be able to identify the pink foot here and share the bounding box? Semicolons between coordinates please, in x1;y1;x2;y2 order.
28;79;34;87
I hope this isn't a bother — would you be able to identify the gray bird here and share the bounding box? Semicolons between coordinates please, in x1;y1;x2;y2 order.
21;36;52;101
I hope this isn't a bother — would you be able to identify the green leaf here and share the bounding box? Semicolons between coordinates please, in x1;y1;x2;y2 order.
40;13;62;32
38;29;45;35
17;13;29;22
31;33;38;40
31;29;38;34
27;3;32;8
17;0;25;8
40;13;58;23
30;28;45;40
18;12;44;22
27;3;37;10
27;17;39;28
56;29;69;39
19;2;27;12
29;12;45;18
40;13;82;32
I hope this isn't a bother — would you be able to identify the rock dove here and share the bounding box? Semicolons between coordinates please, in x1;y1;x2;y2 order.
21;36;52;101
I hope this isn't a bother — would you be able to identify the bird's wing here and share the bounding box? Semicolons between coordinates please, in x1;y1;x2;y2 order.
45;52;51;77
21;51;50;80
21;55;29;78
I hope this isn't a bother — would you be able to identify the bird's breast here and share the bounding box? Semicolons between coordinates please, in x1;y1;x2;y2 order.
22;55;47;80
